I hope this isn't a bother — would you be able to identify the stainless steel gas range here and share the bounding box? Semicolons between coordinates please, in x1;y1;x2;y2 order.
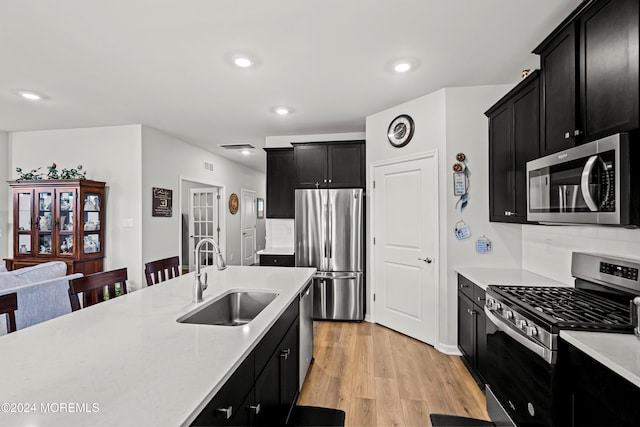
483;252;640;427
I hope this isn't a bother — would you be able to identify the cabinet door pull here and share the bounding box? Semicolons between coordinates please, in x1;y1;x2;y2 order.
477;296;486;302
564;132;571;140
460;283;469;288
573;129;582;137
216;406;233;419
249;404;261;415
280;348;291;360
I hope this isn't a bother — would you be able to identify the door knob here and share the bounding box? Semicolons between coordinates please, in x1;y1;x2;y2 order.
418;257;433;263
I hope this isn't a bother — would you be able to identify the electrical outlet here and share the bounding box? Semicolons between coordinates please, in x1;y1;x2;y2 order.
230;253;234;261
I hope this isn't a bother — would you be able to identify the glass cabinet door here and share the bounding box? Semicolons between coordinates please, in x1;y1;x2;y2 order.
83;193;102;254
58;191;75;255
17;192;33;255
36;191;53;255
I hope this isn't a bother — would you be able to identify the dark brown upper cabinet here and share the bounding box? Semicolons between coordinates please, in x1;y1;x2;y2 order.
485;70;540;223
264;148;296;218
534;0;639;155
293;141;365;189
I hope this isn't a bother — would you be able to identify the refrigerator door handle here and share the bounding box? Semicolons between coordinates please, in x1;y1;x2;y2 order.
328;201;332;260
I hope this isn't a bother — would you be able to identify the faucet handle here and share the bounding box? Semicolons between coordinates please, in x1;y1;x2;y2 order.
201;272;208;290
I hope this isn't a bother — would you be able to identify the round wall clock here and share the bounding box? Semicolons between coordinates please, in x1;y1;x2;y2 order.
387;114;415;147
228;193;239;215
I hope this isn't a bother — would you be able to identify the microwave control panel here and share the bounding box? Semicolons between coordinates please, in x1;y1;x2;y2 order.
600;262;639;281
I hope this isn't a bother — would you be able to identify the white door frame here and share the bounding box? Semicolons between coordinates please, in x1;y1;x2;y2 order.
179;176;226;271
240;188;257;266
368;151;440;344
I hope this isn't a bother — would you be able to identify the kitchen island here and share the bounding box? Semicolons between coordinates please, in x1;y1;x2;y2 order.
0;265;315;426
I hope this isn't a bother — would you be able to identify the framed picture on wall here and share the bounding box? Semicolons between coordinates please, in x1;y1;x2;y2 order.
257;198;264;219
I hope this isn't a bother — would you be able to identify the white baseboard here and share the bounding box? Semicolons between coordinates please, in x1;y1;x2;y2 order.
436;342;462;356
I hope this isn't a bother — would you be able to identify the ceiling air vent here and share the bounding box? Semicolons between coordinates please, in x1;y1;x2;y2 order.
204;161;214;172
219;144;255;150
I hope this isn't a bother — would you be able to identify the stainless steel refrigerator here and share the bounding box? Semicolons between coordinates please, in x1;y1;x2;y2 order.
295;189;364;321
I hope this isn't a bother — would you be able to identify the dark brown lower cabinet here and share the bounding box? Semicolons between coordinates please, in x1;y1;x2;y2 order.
457;274;487;388
192;300;300;427
560;339;640;427
259;254;295;267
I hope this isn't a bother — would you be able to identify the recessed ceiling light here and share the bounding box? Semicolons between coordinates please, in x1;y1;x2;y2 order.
272;106;293;115
394;63;412;73
234;56;253;68
241;149;251;155
17;90;45;100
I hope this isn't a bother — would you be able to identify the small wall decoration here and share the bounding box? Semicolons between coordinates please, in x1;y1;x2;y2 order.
453;152;470;211
257;198;264;219
229;193;239;215
16;163;86;180
152;187;173;217
476;236;492;254
454;220;471;240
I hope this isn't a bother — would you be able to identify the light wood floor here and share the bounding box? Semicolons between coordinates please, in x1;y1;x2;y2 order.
297;321;490;427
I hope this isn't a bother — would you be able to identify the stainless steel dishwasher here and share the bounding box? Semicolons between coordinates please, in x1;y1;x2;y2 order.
299;281;313;389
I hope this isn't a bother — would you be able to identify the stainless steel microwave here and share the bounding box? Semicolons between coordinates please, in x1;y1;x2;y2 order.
526;133;639;226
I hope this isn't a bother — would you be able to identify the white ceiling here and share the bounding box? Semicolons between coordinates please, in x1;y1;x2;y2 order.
0;0;580;172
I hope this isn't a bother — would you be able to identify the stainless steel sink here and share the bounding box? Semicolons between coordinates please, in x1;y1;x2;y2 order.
177;291;279;326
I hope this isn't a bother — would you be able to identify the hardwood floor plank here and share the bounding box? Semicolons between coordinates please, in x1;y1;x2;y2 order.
374;377;405;427
348;397;377;427
298;321;490;426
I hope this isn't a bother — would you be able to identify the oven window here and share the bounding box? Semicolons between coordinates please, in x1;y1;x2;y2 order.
485;325;558;426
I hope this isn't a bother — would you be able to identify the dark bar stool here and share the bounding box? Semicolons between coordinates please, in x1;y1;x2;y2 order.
0;292;18;333
430;414;495;427
144;256;180;286
288;406;346;427
68;268;128;311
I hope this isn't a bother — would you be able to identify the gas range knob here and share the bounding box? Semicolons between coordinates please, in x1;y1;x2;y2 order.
516;319;528;329
526;326;538;337
495;302;503;311
504;310;513;320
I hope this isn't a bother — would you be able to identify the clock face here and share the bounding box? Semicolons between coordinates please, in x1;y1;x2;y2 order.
387;114;414;147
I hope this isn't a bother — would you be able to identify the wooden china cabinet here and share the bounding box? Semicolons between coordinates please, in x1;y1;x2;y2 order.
4;179;106;275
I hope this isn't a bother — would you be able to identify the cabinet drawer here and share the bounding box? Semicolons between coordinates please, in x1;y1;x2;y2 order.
473;284;486;309
259;254;294;267
255;299;299;377
192;352;255;426
457;274;474;300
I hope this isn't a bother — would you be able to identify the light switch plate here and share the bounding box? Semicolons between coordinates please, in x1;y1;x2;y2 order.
122;218;134;227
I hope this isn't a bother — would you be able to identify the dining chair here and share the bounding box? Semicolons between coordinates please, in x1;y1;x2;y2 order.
144;256;180;286
68;268;128;311
0;292;18;333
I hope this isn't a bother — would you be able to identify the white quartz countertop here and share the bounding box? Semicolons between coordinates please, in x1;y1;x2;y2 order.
454;267;568;290
561;331;640;388
0;265;315;426
257;247;295;255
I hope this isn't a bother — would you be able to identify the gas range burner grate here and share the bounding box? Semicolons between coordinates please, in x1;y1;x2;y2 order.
494;286;632;330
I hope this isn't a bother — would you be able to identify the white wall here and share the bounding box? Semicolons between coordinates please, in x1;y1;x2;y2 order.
442;85;523;349
366;85;524;353
0;131;8;261
522;225;640;284
9;126;144;288
141;126;266;272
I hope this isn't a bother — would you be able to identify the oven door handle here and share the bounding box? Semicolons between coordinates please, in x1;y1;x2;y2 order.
485;307;556;364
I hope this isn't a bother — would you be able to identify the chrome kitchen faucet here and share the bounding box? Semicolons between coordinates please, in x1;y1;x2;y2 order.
193;238;227;303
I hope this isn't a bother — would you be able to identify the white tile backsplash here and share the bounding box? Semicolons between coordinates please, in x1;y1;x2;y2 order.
265;219;295;249
522;224;640;285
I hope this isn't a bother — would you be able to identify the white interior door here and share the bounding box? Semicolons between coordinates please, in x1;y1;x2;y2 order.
189;187;220;271
373;154;438;345
241;189;257;266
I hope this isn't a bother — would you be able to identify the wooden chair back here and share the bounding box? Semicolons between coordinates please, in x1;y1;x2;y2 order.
0;292;18;333
68;268;128;311
144;256;180;286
